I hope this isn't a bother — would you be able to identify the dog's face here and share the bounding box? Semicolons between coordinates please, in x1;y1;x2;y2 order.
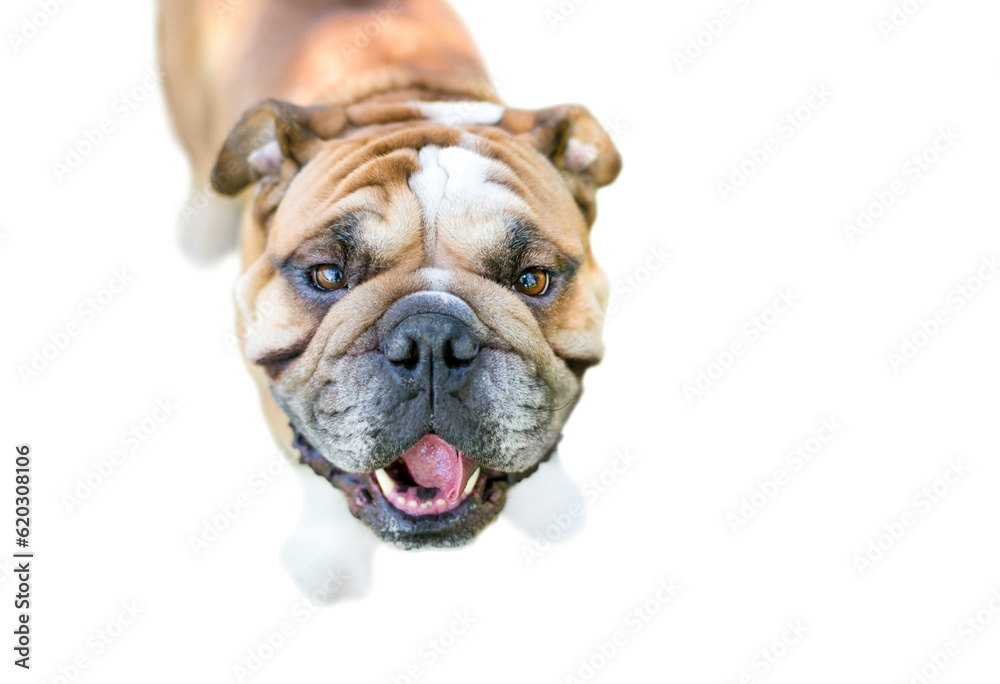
213;99;620;548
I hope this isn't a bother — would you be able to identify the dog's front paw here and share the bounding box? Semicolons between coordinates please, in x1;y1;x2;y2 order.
280;522;373;601
503;455;586;542
176;182;242;262
281;469;375;601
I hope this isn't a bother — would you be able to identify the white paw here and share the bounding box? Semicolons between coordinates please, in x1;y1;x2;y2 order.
281;470;375;601
503;454;585;542
176;182;241;262
280;521;372;601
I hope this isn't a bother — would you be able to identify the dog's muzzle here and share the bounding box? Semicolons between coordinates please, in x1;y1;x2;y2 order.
288;290;552;548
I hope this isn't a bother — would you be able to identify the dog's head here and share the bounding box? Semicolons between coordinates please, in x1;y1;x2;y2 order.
212;98;620;548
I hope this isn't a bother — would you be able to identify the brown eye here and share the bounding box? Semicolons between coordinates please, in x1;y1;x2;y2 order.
311;265;346;291
514;268;549;297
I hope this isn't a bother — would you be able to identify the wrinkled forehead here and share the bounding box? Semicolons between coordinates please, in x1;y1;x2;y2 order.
266;130;588;273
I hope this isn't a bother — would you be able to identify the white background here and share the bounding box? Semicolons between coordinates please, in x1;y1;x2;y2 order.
2;0;999;682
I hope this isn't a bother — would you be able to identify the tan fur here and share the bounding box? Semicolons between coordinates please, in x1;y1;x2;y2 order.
160;0;490;178
159;0;620;466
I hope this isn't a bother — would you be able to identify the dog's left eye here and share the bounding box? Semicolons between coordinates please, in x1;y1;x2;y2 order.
513;268;549;297
311;265;347;291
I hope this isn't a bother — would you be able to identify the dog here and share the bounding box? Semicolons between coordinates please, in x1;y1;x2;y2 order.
159;0;620;593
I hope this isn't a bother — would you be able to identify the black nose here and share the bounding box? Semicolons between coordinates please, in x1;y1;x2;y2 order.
382;313;479;390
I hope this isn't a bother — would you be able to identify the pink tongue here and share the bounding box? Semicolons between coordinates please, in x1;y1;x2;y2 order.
400;434;476;503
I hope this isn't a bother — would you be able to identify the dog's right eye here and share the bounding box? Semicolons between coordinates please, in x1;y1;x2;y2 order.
310;265;347;291
513;268;550;297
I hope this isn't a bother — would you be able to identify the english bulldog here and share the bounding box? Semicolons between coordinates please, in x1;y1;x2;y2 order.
159;0;620;590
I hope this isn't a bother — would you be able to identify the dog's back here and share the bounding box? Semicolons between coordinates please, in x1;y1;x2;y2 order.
159;0;488;178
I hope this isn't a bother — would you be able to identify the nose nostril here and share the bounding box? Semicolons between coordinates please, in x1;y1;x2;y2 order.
386;336;420;371
398;352;419;371
444;335;478;369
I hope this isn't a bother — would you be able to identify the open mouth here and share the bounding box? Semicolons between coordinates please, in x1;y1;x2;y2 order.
374;434;481;515
291;429;548;548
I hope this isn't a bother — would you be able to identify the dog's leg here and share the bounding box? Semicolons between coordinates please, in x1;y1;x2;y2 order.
281;467;374;601
503;453;586;541
176;183;242;261
159;0;244;262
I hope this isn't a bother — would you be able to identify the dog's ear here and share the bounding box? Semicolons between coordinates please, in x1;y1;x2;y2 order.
211;99;348;203
500;105;622;225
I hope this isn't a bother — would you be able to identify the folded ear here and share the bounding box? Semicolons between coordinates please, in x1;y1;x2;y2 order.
500;105;622;225
211;99;349;203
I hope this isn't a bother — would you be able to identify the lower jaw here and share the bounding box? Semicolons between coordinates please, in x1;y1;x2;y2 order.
291;430;553;549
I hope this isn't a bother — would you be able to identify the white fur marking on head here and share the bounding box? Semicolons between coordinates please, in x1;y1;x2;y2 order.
407;144;530;258
413;101;505;126
408;146;449;226
407;145;518;223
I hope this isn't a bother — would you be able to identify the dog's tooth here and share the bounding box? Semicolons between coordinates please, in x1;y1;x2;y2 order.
374;468;395;495
408;500;418;508
463;467;481;496
436;498;446;506
396;496;406;505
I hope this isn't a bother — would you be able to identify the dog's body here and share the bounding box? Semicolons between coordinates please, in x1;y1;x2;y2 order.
160;0;619;592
